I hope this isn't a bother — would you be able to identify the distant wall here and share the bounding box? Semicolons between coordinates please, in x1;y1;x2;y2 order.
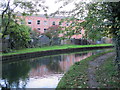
0;39;9;52
30;35;61;47
102;38;113;44
61;39;91;45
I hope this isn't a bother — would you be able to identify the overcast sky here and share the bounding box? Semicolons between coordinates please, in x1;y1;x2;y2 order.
0;0;76;15
44;0;94;14
42;0;120;14
1;0;119;15
42;0;76;15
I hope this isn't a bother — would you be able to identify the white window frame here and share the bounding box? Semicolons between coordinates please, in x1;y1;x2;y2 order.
28;20;32;24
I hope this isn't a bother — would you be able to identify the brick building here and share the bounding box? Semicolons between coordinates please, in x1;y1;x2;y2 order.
18;14;84;39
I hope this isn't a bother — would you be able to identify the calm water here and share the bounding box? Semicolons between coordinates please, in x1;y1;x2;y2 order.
0;49;110;88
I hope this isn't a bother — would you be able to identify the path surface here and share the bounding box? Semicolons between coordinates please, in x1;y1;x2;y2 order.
87;52;115;88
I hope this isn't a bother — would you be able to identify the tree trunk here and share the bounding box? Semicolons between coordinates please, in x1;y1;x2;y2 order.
49;39;52;46
50;37;53;46
113;35;120;70
1;0;11;38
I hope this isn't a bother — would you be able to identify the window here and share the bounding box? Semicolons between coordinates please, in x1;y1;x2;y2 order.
52;21;55;25
21;21;25;24
15;20;18;23
44;28;47;30
66;23;69;26
37;20;40;25
59;22;62;25
38;28;40;30
44;21;47;25
28;20;32;24
72;23;75;26
44;28;47;32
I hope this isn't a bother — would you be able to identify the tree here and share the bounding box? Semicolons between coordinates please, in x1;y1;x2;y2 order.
54;1;120;69
1;0;48;38
2;60;31;88
82;2;120;69
29;29;42;47
44;25;61;45
60;17;84;40
1;14;32;51
1;0;48;50
7;24;31;49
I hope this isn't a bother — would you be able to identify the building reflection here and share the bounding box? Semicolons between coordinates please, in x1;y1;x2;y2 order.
29;52;92;78
59;52;92;71
1;51;93;88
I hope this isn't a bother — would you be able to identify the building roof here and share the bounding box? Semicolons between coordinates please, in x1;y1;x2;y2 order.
17;14;66;19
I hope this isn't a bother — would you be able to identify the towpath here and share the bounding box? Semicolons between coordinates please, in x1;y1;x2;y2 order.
87;52;115;88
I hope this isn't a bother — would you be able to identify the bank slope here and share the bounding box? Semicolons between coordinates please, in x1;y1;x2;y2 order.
56;50;120;88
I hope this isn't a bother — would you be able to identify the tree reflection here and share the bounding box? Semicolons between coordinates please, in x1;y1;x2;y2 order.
2;61;31;88
1;51;94;88
75;52;87;57
47;56;63;73
30;56;63;73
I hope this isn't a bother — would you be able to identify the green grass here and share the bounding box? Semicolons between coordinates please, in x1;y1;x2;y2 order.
1;44;112;56
56;50;114;88
96;55;120;88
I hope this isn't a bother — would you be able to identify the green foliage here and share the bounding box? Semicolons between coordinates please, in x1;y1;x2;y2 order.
96;55;120;88
56;1;120;66
1;0;48;39
29;29;42;48
0;33;2;38
2;60;31;88
57;50;114;88
60;17;83;39
57;2;120;41
82;2;120;39
7;23;31;49
44;25;61;39
44;25;61;45
1;14;31;50
1;44;113;56
83;2;120;68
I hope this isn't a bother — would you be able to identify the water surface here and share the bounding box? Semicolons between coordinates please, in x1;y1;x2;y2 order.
1;49;110;88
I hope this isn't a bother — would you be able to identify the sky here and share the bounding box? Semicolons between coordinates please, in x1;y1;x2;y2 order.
43;0;92;15
0;0;85;16
0;0;76;15
41;0;120;15
41;0;77;15
1;0;120;15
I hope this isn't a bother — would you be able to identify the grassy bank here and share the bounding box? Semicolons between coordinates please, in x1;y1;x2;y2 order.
1;44;112;56
57;50;116;88
96;55;120;88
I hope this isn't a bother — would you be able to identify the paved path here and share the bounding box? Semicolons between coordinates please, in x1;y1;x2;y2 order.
87;52;115;88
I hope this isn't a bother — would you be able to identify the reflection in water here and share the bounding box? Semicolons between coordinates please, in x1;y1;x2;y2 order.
1;50;105;88
1;61;31;88
59;52;91;72
26;74;63;88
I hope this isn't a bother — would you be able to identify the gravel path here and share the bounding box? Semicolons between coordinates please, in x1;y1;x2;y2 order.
87;52;115;88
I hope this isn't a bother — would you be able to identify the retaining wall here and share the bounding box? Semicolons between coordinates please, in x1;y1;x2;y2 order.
1;46;114;62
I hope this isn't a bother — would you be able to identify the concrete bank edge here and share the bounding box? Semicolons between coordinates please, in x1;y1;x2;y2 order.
1;46;114;62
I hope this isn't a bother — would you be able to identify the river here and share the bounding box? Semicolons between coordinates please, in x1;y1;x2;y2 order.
0;49;110;88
